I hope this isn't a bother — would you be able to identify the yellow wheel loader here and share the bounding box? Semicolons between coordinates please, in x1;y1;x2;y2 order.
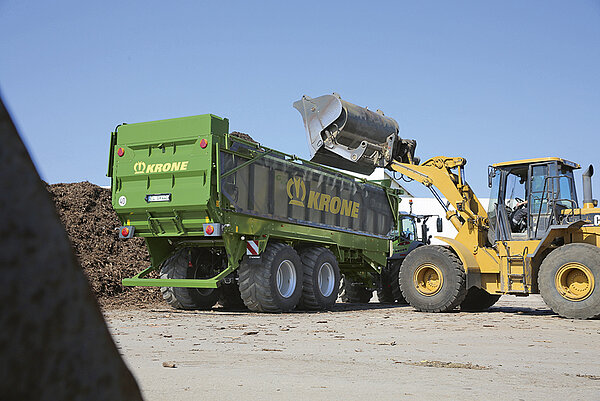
295;93;600;319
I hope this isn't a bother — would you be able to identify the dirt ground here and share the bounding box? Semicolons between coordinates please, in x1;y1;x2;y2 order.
46;182;600;399
104;295;600;400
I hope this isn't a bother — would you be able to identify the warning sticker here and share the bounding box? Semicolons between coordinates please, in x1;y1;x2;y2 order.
246;240;259;256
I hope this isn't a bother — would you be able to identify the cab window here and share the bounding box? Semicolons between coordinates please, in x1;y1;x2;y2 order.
399;216;417;241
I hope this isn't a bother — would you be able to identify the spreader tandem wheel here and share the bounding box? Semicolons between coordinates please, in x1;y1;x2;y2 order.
377;261;408;304
339;275;373;303
160;248;219;310
297;247;341;310
218;280;246;310
238;242;303;313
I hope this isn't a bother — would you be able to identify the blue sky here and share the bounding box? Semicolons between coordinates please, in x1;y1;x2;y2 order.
1;1;599;199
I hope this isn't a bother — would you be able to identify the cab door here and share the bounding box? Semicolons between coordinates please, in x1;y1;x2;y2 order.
528;162;552;239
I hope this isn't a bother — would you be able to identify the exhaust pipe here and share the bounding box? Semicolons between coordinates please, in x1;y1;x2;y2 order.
293;93;417;175
582;164;595;208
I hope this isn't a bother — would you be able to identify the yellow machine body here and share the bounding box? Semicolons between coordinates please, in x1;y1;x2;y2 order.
390;156;600;297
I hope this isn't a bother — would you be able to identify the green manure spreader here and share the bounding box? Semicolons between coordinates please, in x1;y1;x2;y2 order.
108;114;411;312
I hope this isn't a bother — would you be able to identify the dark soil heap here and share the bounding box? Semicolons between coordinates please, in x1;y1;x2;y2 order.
46;182;161;308
230;131;257;144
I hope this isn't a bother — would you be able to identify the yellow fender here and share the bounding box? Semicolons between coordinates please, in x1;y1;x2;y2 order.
435;236;481;288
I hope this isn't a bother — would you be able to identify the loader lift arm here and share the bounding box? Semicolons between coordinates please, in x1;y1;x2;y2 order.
389;157;489;241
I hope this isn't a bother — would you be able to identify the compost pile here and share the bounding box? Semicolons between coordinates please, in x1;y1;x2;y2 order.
230;131;257;144
46;181;161;308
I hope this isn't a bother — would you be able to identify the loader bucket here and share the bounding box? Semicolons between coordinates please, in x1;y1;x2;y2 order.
293;93;416;175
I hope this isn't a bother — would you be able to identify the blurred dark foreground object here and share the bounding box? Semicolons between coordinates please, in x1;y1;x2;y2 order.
0;96;143;400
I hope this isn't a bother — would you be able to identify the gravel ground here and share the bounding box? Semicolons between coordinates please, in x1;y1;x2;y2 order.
47;181;600;399
104;295;600;400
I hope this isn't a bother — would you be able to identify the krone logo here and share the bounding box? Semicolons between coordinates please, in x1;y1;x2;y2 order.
287;177;306;207
134;161;146;174
133;160;189;174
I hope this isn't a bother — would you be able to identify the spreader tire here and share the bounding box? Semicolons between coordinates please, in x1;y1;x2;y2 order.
340;275;373;303
378;261;408;304
399;245;467;312
297;247;340;310
218;281;246;309
460;286;501;311
160;248;219;310
539;243;600;319
238;242;303;313
377;268;395;303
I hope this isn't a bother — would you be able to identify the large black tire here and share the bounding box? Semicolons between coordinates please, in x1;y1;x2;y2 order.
339;275;373;303
460;287;501;311
297;247;340;310
399;245;467;312
238;242;303;313
377;261;408;304
160;248;219;310
538;243;600;319
218;281;246;309
377;271;395;303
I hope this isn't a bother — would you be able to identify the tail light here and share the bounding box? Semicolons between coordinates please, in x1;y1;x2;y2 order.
203;223;221;236
119;225;134;239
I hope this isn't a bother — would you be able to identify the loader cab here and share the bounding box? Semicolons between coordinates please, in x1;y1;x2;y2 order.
487;158;579;243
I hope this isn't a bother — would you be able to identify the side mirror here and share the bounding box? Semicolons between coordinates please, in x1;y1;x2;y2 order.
488;166;495;188
436;217;443;232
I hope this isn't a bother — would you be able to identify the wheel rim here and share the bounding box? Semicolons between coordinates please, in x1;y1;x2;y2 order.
555;262;595;301
276;260;297;298
413;263;443;296
317;262;335;297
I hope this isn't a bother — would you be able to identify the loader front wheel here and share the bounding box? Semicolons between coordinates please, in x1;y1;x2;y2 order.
238;242;303;313
399;245;467;312
160;248;219;310
539;243;600;319
297;247;340;310
460;287;501;311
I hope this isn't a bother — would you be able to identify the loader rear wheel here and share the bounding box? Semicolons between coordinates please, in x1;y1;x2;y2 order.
539;243;600;319
377;261;408;304
297;247;340;310
399;245;467;312
238;242;303;313
218;281;246;309
339;275;373;303
160;248;219;310
460;287;501;311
